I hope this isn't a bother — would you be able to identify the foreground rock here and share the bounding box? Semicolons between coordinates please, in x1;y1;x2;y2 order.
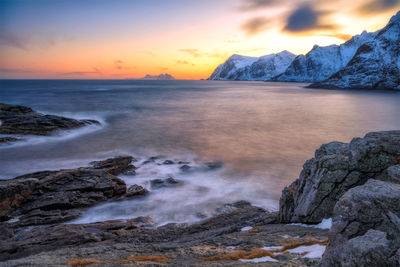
0;157;138;225
0;102;99;136
0;202;330;266
321;179;400;266
280;131;400;223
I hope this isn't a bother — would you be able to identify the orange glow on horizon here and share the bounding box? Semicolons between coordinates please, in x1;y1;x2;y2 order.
0;1;399;80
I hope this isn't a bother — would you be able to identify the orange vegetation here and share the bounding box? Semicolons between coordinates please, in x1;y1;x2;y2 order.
246;226;262;233
274;237;329;252
392;156;400;165
67;259;101;266
120;255;171;262
202;237;328;261
202;249;275;261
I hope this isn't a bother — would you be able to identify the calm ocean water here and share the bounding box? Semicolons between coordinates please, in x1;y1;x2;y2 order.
1;79;400;224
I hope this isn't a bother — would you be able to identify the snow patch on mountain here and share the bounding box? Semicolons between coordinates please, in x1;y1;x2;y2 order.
311;11;400;90
208;51;296;81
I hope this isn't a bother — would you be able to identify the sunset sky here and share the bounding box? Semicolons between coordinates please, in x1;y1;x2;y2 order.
1;0;399;79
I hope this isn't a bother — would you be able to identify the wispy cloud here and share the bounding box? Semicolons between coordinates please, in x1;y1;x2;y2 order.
0;68;32;73
60;67;101;76
238;0;282;11
178;49;201;57
241;16;272;35
176;60;189;64
0;28;27;50
114;60;124;70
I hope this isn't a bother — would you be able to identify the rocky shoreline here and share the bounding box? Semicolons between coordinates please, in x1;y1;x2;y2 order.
0;102;100;144
0;129;399;266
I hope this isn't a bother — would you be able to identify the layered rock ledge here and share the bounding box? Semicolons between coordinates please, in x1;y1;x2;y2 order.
0;156;137;225
0;102;100;143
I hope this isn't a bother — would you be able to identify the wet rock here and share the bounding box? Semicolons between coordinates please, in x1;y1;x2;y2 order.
321;179;400;266
0;137;19;144
90;156;136;175
150;177;182;189
279;131;400;223
0;102;100;136
162;160;175;165
180;164;192;172
142;156;160;165
204;162;223;170
125;185;148;198
0;159;129;225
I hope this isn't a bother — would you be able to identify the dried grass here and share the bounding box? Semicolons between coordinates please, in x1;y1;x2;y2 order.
202;248;275;261
274;237;328;252
246;226;262;233
202;237;328;261
120;255;171;262
67;259;101;266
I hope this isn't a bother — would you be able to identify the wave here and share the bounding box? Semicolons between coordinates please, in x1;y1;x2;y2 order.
69;154;278;226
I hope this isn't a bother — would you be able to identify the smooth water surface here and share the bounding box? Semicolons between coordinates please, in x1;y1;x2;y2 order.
1;80;400;224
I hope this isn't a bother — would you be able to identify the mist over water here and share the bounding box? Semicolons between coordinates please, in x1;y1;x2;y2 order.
1;80;400;224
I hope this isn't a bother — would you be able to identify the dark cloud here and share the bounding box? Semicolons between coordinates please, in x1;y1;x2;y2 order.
178;49;200;57
283;6;334;32
238;0;281;11
114;60;124;70
0;28;27;50
357;0;400;14
241;16;271;35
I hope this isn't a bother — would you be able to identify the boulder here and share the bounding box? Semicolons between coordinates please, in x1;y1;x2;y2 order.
125;185;148;198
279;131;400;223
90;156;136;175
0;102;100;136
150;177;182;189
388;164;400;183
321;179;400;266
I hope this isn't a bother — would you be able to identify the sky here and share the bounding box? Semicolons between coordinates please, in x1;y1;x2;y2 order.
0;0;399;79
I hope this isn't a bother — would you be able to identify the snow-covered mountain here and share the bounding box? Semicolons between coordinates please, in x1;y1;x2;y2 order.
275;31;376;82
311;11;400;90
208;51;296;81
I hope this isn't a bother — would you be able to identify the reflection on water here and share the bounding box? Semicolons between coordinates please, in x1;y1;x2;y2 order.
1;80;400;223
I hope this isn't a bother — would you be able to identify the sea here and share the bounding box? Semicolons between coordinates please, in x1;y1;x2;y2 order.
1;79;400;225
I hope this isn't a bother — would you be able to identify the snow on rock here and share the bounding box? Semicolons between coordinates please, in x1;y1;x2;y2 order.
208;51;296;81
239;256;279;263
240;226;253;231
286;244;326;258
288;218;332;230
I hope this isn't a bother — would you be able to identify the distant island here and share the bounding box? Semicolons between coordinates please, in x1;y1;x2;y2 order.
140;73;175;80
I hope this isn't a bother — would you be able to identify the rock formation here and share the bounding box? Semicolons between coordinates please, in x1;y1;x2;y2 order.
0;102;99;137
0;156;137;225
321;179;400;266
279;130;400;223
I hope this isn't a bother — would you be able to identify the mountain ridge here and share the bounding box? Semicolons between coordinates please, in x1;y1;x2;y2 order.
208;10;400;90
